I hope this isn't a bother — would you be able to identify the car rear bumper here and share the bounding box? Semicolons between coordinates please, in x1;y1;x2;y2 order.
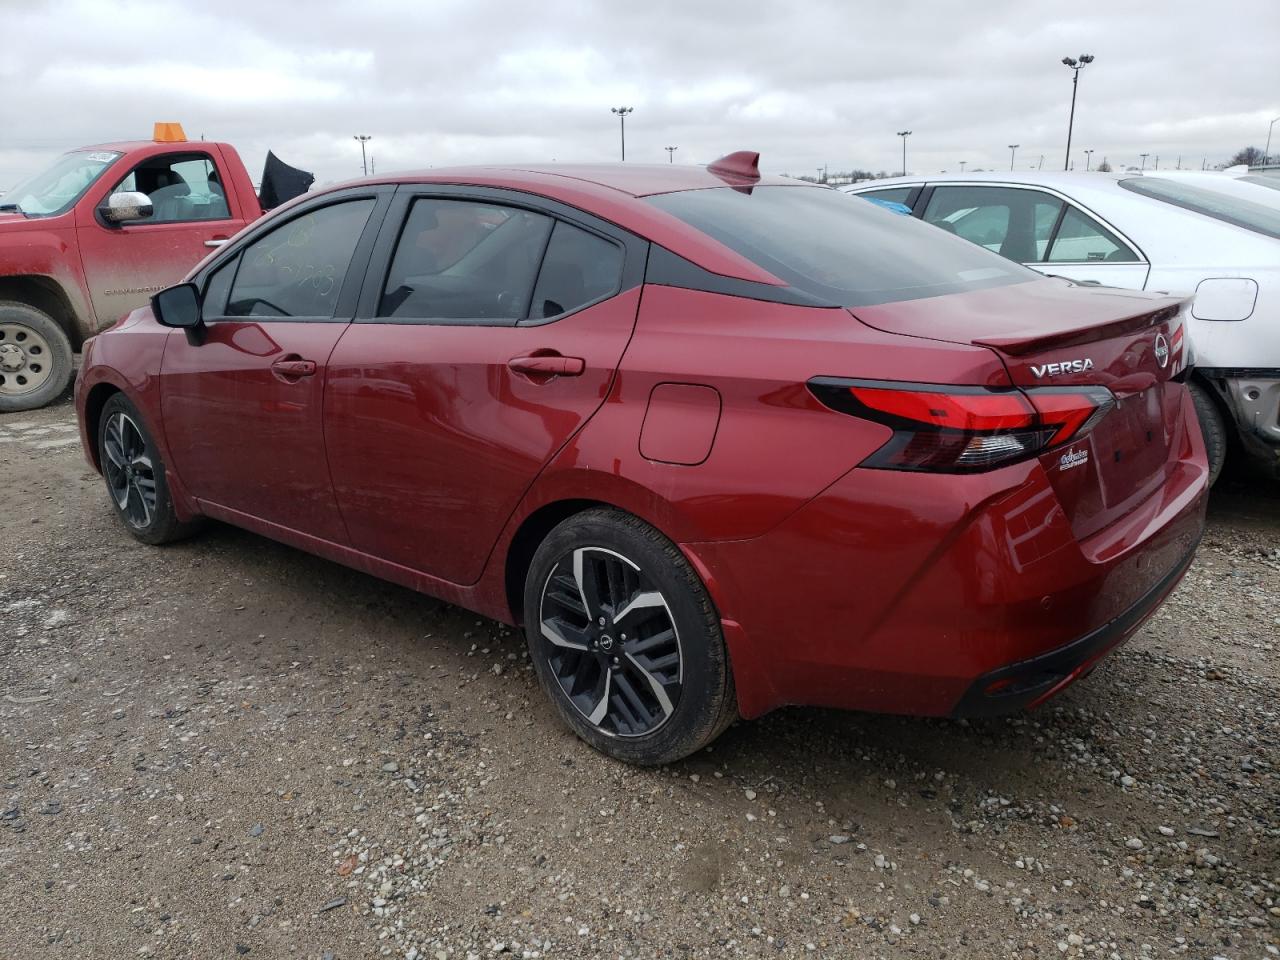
949;533;1198;717
685;391;1209;720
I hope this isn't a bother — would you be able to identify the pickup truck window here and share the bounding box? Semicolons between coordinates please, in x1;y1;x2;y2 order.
1;150;121;217
110;153;231;224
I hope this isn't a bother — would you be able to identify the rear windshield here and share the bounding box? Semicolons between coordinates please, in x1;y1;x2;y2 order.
646;185;1034;306
1119;177;1280;240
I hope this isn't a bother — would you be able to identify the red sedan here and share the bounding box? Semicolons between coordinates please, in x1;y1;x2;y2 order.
75;153;1208;765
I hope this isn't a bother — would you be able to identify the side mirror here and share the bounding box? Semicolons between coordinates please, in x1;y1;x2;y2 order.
101;191;154;224
152;282;202;329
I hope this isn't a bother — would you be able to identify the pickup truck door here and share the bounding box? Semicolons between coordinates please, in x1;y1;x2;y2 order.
76;146;252;330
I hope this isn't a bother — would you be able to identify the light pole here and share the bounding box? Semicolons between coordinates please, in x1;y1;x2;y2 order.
1061;54;1095;171
610;107;633;161
1084;148;1093;171
1139;153;1149;171
1008;144;1019;171
353;134;372;176
897;130;912;177
959;160;966;172
1266;117;1280;164
665;146;677;163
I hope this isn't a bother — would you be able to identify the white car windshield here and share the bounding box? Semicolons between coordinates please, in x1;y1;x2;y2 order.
1;150;123;217
1119;176;1280;240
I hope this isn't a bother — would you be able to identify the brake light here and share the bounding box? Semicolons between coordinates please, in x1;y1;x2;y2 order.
809;378;1115;473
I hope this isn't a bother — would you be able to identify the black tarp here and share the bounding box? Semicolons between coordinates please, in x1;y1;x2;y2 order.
258;152;314;210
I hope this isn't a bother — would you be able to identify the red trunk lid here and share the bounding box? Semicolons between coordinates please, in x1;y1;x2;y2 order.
850;278;1190;540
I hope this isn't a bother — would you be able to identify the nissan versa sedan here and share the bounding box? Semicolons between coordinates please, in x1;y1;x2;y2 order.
75;154;1209;765
843;172;1280;483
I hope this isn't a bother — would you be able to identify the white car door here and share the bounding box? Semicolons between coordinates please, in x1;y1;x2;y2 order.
920;184;1150;289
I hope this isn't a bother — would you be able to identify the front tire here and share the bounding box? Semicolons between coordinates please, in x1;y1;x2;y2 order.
1188;380;1227;486
0;301;74;412
523;508;736;765
97;393;202;545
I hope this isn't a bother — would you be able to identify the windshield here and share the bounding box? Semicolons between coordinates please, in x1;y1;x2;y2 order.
1241;175;1280;194
646;185;1033;307
1119;176;1280;240
2;150;123;217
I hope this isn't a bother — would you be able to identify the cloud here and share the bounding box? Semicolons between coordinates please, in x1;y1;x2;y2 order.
1;0;1277;188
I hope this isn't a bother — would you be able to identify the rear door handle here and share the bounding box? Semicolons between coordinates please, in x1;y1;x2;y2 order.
271;358;317;379
204;237;229;248
508;354;585;377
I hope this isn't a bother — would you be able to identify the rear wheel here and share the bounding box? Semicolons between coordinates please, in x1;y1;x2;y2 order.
97;393;203;545
523;508;736;765
1188;380;1227;486
0;302;74;412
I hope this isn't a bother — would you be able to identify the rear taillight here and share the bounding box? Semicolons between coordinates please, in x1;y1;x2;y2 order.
809;378;1115;473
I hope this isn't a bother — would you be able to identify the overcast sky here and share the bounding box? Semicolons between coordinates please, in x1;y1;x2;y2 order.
2;0;1277;189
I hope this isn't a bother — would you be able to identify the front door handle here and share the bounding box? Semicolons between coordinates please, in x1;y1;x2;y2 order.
271;358;317;380
508;354;585;377
204;237;229;248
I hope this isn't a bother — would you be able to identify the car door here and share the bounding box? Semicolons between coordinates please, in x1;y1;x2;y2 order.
921;184;1149;289
324;187;646;584
76;147;252;329
160;188;391;542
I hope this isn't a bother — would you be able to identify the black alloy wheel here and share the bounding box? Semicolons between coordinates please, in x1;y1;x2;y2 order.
96;393;203;545
523;508;737;765
103;409;158;529
539;546;683;737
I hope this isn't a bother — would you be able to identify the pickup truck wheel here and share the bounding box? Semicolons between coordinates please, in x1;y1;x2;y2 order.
0;302;74;413
1188;380;1227;486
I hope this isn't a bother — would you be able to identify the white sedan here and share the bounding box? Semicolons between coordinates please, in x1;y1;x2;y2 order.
842;172;1280;482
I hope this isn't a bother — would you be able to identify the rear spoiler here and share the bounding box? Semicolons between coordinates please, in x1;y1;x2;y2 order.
258;152;315;210
973;298;1185;356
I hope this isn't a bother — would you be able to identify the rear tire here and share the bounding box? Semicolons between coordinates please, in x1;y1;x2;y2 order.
1188;380;1227;486
0;301;74;412
523;508;737;765
97;393;203;545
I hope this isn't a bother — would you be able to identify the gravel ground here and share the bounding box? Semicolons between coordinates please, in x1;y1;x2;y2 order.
2;397;1278;960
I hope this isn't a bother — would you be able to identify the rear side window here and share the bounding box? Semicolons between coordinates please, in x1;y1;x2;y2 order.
226;198;375;318
528;221;623;320
1046;207;1137;263
647;186;1032;306
1119;177;1280;240
380;198;552;320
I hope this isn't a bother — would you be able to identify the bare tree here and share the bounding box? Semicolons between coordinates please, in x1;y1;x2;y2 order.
1095;158;1112;172
1228;146;1266;167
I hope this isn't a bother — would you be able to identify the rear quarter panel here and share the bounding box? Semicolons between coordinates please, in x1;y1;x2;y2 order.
517;284;1013;545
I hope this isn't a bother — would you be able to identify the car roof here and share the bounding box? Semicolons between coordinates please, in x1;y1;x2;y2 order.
302;162;824;285
363;162;805;198
844;170;1136;194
